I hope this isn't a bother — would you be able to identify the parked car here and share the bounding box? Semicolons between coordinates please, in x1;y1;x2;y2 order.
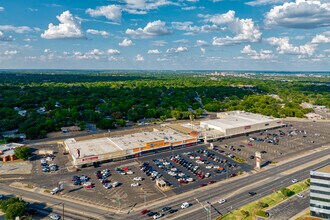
292;179;298;183
169;209;178;214
131;182;140;187
133;177;143;181
297;193;304;198
112;182;120;187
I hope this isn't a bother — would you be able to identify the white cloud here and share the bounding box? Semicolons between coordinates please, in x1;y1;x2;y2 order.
135;54;145;61
119;38;135;47
196;40;209;46
182;6;196;10
202;10;261;45
167;46;188;53
200;47;206;55
123;0;178;14
126;20;172;38
266;37;316;56
86;29;110;37
311;31;330;44
241;45;275;60
107;49;121;54
4;50;18;56
0;25;34;33
44;49;51;53
265;0;330;29
148;49;161;54
171;21;224;34
152;40;167;46
0;6;4;12
70;49;104;60
0;31;12;41
245;0;286;6
86;5;121;22
41;11;85;39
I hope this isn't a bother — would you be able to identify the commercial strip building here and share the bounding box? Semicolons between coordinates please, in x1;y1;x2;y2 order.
0;143;25;162
200;111;283;137
64;111;284;167
64;129;198;167
310;164;330;219
178;111;284;141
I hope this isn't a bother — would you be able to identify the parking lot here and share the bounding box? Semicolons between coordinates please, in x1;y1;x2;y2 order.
23;120;330;213
211;120;330;166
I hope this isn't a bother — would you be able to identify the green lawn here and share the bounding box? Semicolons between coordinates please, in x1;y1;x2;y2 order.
217;180;310;220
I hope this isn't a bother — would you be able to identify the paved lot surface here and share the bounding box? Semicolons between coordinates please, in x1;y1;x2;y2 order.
267;189;310;220
0;161;32;174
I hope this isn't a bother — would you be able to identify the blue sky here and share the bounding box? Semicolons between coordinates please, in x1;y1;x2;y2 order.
0;0;329;71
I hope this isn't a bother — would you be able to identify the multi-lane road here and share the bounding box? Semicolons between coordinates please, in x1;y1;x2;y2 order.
127;147;330;220
1;147;329;220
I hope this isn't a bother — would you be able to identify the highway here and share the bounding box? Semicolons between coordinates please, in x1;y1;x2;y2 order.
1;147;329;220
127;147;330;220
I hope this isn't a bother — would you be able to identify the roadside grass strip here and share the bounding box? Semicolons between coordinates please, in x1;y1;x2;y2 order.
218;179;310;220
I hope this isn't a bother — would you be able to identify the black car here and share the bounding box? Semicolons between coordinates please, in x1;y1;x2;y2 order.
248;191;257;196
147;211;157;217
169;209;178;214
161;207;171;212
250;155;255;159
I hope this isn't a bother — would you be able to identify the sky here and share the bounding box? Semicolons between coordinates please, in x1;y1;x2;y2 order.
0;0;329;71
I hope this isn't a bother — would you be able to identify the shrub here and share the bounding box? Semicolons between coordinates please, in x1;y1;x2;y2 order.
256;210;269;218
280;187;294;197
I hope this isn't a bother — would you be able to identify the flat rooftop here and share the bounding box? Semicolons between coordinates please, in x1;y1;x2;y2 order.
202;112;280;129
0;143;25;157
65;129;195;158
316;164;330;174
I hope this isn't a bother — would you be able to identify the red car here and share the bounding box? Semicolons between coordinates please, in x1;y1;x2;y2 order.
140;209;149;215
85;184;94;189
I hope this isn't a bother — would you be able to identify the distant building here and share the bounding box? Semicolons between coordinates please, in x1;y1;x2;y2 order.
0;143;25;162
310;164;330;219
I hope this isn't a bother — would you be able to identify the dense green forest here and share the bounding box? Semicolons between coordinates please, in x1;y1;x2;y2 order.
0;71;328;139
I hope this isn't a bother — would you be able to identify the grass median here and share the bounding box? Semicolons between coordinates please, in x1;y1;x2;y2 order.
217;179;310;220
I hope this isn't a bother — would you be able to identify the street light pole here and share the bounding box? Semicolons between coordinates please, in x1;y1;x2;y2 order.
195;198;211;220
62;203;65;220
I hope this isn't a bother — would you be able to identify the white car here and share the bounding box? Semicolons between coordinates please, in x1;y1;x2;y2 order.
218;199;226;204
153;213;163;219
112;182;120;187
133;177;143;181
297;193;304;198
49;213;61;220
50;187;59;195
206;165;213;169
131;182;140;187
292;179;298;183
187;178;194;182
126;170;134;175
181;202;190;209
